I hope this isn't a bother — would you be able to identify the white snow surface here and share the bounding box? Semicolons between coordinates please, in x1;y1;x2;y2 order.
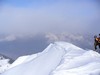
0;57;10;74
1;41;100;75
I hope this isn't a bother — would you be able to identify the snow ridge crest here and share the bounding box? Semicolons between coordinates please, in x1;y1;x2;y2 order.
1;41;100;75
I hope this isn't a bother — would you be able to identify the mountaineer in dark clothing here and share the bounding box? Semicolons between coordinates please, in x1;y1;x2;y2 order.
94;35;100;51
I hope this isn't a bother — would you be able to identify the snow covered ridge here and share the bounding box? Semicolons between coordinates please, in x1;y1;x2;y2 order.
1;42;100;75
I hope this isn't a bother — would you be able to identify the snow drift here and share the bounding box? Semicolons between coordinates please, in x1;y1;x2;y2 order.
1;42;100;75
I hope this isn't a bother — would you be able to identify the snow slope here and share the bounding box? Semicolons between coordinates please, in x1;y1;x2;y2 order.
0;56;11;74
1;42;100;75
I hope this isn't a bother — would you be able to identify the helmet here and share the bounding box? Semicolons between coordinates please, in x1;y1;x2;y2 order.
94;35;97;38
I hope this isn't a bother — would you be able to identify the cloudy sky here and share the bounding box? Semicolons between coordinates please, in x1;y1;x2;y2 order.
0;0;100;35
0;0;100;59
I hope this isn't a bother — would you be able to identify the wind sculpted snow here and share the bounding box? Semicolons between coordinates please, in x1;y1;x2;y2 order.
1;42;100;75
1;42;66;75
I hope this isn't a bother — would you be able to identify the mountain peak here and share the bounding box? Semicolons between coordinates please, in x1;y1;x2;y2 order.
1;41;100;75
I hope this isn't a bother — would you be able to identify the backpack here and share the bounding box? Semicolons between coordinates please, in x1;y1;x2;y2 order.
96;38;100;43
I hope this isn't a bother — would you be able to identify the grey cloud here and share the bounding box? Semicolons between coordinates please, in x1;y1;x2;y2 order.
45;33;93;50
45;33;84;42
0;35;16;42
0;1;99;35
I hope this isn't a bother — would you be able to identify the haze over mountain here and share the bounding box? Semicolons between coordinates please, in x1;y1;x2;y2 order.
0;33;94;59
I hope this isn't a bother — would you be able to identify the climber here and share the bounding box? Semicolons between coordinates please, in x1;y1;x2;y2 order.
94;35;100;51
